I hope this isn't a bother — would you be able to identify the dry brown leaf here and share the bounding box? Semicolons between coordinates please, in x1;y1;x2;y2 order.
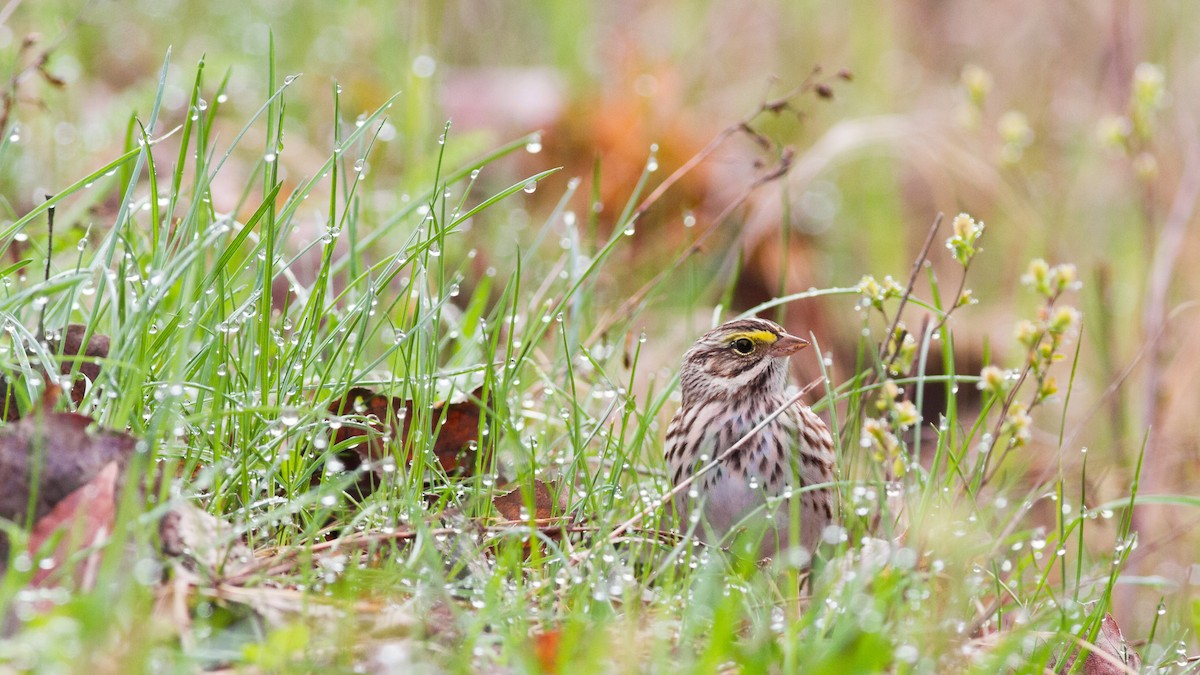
27;460;118;588
1059;613;1142;675
491;479;572;558
325;386;490;487
492;479;567;523
48;323;110;407
0;405;137;562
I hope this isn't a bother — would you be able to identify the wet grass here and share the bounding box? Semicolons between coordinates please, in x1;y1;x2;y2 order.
0;42;1192;674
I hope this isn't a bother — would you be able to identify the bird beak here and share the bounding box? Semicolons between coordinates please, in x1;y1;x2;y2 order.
770;332;809;356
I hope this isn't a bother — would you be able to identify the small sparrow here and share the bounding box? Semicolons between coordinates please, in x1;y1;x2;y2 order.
664;317;835;558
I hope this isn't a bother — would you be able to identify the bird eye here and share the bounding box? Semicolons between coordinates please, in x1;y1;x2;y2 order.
731;338;755;355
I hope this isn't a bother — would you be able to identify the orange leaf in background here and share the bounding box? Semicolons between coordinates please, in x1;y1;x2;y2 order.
28;461;118;588
531;628;563;674
325;386;490;482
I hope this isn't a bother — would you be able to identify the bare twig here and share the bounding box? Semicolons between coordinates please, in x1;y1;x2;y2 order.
586;74;842;343
880;213;943;367
627;69;823;224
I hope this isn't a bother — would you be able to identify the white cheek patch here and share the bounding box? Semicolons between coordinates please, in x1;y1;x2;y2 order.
709;360;770;394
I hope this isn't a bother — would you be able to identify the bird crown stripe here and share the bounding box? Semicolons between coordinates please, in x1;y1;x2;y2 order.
726;330;778;344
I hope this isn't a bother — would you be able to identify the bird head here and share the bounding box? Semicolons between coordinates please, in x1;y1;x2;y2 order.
678;317;808;405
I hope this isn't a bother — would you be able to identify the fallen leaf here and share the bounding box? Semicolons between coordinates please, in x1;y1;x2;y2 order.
0;406;137;562
325;386;490;485
491;479;572;559
492;479;568;523
48;323;110;407
27;461;118;587
1059;613;1142;675
159;503;256;579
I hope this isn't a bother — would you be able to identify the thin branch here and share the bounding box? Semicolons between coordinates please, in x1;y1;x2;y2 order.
880;212;943;366
627;70;822;224
35;196;53;342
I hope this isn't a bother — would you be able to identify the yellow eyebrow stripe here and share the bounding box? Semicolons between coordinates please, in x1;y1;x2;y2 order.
728;330;778;344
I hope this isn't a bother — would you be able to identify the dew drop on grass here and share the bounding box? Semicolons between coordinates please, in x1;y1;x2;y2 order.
264;153;277;163
523;180;537;194
412;55;436;78
525;133;542;154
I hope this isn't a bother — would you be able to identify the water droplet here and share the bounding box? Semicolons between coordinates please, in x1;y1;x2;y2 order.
264;153;277;163
525;133;542;154
523;181;537;194
412;54;437;78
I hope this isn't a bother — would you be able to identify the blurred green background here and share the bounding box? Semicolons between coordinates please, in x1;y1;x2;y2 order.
3;0;1198;627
